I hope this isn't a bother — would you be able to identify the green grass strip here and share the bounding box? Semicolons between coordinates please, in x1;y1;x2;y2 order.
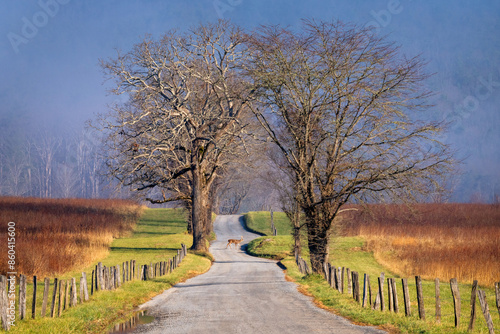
2;208;211;334
248;234;500;334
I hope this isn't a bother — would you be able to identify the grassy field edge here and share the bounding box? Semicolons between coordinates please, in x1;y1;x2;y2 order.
1;208;212;334
247;234;500;334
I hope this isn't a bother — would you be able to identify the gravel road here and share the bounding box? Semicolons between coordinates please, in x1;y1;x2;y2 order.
132;215;386;334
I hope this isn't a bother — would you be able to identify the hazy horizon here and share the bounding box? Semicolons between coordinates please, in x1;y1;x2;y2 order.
1;0;499;203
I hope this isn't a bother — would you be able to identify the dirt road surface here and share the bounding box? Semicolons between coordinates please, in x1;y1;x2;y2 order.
132;215;386;334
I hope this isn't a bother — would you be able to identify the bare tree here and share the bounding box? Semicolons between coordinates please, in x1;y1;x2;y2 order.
247;20;454;273
95;20;254;251
265;146;305;259
31;131;61;198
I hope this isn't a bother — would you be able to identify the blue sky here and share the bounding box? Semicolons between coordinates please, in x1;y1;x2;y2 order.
1;0;499;201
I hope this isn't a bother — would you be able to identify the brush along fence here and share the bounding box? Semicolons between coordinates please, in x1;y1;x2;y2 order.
0;243;187;331
296;256;500;334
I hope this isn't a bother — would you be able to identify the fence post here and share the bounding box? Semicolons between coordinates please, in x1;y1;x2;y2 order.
97;262;103;291
477;290;495;334
64;279;70;310
450;278;461;328
329;265;336;289
110;267;115;290
352;271;359;303
57;279;64;317
90;269;94;296
347;268;352;295
71;278;77;307
32;275;37;319
392;278;399;313
362;274;369;307
495;282;500;318
116;265;121;288
387;278;393;312
373;288;380;310
82;272;89;301
50;278;58;318
402;278;411;316
103;267;108;290
378;276;385;311
468;280;478;331
339;267;344;293
19;274;26;320
415;276;425;320
0;275;10;330
41;277;49;317
323;263;329;283
79;277;84;304
435;278;441;323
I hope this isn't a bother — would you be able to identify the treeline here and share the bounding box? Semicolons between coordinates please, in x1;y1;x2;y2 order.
0;129;106;199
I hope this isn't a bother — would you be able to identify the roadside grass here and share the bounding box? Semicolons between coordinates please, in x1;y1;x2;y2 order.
247;236;294;260
2;208;212;334
246;222;500;333
244;211;293;236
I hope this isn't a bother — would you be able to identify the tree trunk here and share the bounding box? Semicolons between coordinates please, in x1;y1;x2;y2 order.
190;165;210;251
306;215;330;274
204;183;216;238
293;204;301;259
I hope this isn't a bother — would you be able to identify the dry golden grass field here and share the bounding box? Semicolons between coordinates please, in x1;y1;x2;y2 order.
341;203;500;286
0;197;142;278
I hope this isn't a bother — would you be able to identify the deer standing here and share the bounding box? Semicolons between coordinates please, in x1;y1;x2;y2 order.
226;236;244;249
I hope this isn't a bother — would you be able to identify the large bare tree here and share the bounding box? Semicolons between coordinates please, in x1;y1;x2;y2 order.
95;20;253;251
247;20;454;273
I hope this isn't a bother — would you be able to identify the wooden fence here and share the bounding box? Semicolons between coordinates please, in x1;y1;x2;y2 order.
0;243;187;331
296;256;500;334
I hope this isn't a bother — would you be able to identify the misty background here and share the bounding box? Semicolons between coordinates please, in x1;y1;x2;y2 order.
0;0;499;207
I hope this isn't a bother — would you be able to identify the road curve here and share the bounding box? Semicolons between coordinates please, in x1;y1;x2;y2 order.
132;215;385;334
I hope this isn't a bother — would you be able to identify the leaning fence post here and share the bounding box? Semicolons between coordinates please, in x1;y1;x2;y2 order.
57;279;64;317
0;275;10;330
378;276;385;311
362;274;369;307
373;288;381;310
416;276;425;320
477;290;495;334
50;278;58;317
323;262;329;283
468;280;478;331
450;278;461;328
